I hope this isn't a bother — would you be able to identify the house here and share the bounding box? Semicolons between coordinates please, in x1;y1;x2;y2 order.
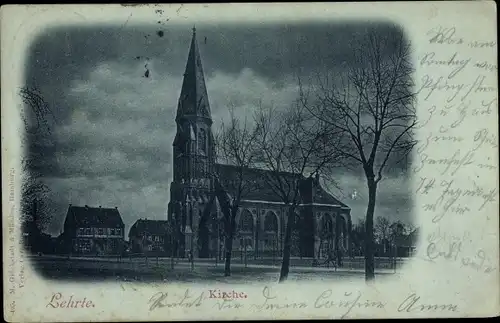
128;219;171;255
398;228;420;257
61;205;125;255
166;27;352;260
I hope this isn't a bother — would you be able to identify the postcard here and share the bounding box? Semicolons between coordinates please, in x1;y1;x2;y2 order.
1;2;498;321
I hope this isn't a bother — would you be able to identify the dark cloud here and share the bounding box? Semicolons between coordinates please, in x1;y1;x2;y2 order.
24;21;413;236
26;21;405;97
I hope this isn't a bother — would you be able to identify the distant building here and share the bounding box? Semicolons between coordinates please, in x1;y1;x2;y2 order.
61;205;125;255
398;228;420;257
128;219;171;255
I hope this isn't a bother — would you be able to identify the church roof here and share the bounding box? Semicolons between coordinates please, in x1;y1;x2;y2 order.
177;27;211;120
215;163;299;203
215;163;349;209
313;184;348;207
64;205;124;228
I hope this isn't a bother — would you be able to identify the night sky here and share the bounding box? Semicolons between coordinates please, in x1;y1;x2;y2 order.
24;21;413;236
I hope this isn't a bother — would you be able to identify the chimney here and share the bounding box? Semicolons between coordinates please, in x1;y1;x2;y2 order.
99;206;102;208
315;172;320;183
115;206;118;209
85;205;89;209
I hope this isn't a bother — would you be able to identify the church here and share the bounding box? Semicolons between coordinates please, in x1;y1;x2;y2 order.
167;28;352;262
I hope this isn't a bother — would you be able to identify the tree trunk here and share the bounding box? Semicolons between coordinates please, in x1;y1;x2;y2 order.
279;206;294;283
213;177;237;277
224;230;233;276
255;218;259;259
335;214;340;266
224;207;238;277
364;178;377;282
170;249;174;269
244;243;248;268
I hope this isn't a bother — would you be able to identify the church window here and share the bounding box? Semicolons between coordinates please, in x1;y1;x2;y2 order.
198;128;207;154
321;215;333;238
263;212;279;252
240;210;253;232
264;212;278;233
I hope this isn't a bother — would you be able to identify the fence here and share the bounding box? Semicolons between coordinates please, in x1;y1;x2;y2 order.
210;251;409;270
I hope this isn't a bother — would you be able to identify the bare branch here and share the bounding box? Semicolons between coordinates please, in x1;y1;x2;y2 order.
375;119;416;183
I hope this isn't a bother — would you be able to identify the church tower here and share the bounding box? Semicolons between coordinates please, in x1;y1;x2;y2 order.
167;27;216;258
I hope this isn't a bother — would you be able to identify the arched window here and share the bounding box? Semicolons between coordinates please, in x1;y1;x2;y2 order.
320;214;333;239
198;128;207;154
240;210;253;232
263;212;279;253
264;212;278;232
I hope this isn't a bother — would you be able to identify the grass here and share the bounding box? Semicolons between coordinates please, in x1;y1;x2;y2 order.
31;256;398;284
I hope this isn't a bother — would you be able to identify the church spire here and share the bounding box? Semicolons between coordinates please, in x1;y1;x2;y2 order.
176;26;211;121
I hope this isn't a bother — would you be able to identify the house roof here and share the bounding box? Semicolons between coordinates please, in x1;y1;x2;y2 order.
65;205;124;228
129;219;171;237
215;163;349;209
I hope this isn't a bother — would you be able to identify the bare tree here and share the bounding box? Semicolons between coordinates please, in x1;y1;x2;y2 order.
300;30;416;281
406;222;417;235
374;216;391;254
254;102;342;282
211;107;260;277
19;87;55;134
389;220;407;258
389;221;407;243
19;87;57;247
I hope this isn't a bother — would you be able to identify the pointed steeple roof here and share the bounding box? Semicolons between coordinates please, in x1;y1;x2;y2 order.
177;26;211;121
